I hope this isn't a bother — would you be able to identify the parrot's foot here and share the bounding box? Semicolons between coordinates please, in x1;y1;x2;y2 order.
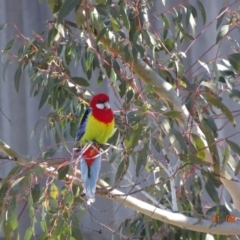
81;190;95;205
86;198;94;205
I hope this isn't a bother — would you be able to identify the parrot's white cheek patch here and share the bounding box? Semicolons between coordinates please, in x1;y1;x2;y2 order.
104;101;110;109
96;103;105;109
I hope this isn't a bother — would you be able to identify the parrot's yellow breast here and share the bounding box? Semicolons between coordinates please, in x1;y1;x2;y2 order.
80;113;114;145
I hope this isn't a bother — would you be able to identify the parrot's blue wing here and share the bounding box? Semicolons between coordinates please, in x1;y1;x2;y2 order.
75;108;92;142
80;154;101;205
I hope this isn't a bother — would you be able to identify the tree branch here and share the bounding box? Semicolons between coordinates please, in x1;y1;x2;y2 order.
87;7;240;212
0;139;239;235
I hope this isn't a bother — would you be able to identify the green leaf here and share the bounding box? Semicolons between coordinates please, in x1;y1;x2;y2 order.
50;183;59;199
161;13;169;39
28;194;35;220
197;0;206;24
58;165;69;180
178;154;211;166
186;5;197;34
191;134;206;159
205;93;236;126
58;0;80;23
40;219;47;233
31;184;41;203
222;143;230;174
226;139;240;157
96;27;107;43
75;6;85;27
0;22;7;31
216;7;227;29
164;39;175;52
72;227;83;240
43;148;56;159
136;143;148;176
200;119;220;176
64;191;74;206
169;129;187;154
114;156;129;185
109;149;121;163
216;25;229;44
163;110;182;119
7;198;18;231
2;58;10;81
229;89;240;104
228;53;240;73
120;3;130;30
24;227;33;240
72;77;90;87
203;176;219;204
30;75;43;97
38;88;49;109
47;27;58;45
52;218;65;238
4;39;15;53
200;81;218;94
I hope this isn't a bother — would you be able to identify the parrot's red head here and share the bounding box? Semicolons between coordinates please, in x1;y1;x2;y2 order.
90;93;114;123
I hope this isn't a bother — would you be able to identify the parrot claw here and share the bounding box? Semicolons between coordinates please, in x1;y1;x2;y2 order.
86;198;95;205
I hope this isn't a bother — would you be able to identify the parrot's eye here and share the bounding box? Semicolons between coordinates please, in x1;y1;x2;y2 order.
96;103;105;109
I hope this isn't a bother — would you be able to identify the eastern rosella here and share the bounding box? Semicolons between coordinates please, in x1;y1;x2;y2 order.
75;93;114;205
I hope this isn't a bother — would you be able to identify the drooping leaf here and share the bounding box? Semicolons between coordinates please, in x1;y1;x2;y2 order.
186;5;197;34
96;27;108;43
114;156;129;185
203;173;219;204
200;81;218;94
216;7;227;29
169;129;187;154
198;59;210;73
229;89;240;104
163;110;182;119
71;77;89;87
49;183;59;199
161;13;169;39
72;227;83;240
205;93;236;126
136;143;148;176
228;53;240;73
2;58;10;81
6;198;18;231
191;134;206;159
197;0;206;24
58;0;80;23
200;119;220;175
64;191;74;206
226;139;240;158
120;3;130;30
43;148;56;159
52;218;65;238
0;22;7;31
23;227;33;240
178;154;211;166
38;88;49;109
3;39;15;54
31;183;41;203
58;165;69;180
221;143;230;174
216;25;229;44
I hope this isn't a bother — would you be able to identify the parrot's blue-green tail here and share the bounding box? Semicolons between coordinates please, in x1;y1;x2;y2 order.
80;155;101;205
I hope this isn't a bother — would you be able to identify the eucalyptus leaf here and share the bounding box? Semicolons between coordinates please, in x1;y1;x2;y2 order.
205;93;236;126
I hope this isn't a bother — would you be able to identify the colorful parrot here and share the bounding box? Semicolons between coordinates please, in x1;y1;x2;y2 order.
74;93;114;205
